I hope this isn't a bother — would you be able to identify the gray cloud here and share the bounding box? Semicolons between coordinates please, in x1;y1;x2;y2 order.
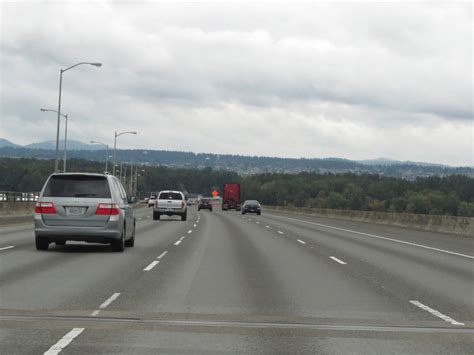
0;1;472;166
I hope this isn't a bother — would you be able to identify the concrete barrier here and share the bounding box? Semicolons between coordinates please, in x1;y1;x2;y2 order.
265;206;474;237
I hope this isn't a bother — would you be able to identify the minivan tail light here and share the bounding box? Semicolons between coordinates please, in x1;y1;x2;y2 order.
35;202;56;214
96;203;120;215
181;201;185;208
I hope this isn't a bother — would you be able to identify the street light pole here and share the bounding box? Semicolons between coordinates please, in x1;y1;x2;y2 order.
113;131;137;177
54;69;63;172
54;62;102;172
90;140;109;173
41;108;68;172
63;114;68;172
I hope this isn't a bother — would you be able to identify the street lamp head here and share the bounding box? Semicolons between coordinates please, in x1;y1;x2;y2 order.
40;108;47;112
91;62;102;67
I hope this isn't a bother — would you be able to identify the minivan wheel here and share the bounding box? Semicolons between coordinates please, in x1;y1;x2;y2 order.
153;211;160;220
181;211;187;221
125;222;135;247
111;227;125;252
36;237;49;250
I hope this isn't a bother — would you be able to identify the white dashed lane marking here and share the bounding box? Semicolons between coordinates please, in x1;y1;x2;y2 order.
277;231;284;235
0;246;15;251
193;223;197;227
44;328;84;355
187;230;192;234
410;300;464;326
267;214;474;260
297;239;306;245
143;260;160;271
99;292;121;309
265;225;271;229
157;251;168;259
330;256;347;265
90;310;100;316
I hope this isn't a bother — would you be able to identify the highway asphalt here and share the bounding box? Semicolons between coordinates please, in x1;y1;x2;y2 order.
0;205;473;354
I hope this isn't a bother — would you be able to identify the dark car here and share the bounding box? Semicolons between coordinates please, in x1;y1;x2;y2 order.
241;200;261;215
198;198;213;211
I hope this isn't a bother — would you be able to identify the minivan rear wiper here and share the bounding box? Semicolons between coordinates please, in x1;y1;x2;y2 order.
74;193;97;197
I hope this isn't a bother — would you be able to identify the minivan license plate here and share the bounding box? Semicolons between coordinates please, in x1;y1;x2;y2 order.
66;207;86;216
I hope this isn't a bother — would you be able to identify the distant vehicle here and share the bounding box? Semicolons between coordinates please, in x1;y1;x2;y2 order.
198;198;213;211
148;192;158;207
34;173;136;252
241;200;261;215
222;183;241;211
153;190;187;220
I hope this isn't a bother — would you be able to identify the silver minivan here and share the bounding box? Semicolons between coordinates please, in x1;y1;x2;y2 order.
34;173;136;252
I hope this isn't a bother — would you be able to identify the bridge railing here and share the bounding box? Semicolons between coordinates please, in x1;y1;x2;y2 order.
0;191;40;202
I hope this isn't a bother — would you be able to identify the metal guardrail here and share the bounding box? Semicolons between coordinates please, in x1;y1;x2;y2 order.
0;191;40;202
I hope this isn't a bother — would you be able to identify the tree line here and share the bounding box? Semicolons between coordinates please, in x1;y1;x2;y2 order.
1;158;473;217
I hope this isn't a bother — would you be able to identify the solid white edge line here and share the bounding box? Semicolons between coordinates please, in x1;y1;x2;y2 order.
267;214;474;259
330;256;347;265
410;300;464;326
143;260;160;271
99;292;121;309
277;231;284;235
0;246;15;251
44;327;84;355
157;251;168;259
90;310;100;316
297;239;306;245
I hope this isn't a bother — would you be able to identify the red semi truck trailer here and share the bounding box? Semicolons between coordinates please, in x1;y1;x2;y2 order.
222;183;241;211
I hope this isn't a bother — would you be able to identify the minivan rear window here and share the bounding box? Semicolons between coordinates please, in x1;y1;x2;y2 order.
159;192;182;200
43;175;111;198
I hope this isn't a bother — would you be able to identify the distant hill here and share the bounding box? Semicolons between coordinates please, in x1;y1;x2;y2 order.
0;138;20;148
358;158;448;168
24;140;101;151
0;144;472;179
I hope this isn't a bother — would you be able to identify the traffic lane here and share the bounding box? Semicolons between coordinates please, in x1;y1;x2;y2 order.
247;211;474;322
97;209;427;323
0;208;199;314
40;208;317;354
263;210;474;255
2;318;472;355
0;210;200;354
16;208;473;355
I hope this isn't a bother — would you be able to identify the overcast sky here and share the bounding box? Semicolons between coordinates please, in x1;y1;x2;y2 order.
1;1;472;166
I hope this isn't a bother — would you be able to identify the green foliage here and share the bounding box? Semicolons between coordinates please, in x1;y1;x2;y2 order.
1;157;473;217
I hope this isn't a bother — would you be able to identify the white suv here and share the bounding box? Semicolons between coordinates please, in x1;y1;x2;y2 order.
153;190;187;221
